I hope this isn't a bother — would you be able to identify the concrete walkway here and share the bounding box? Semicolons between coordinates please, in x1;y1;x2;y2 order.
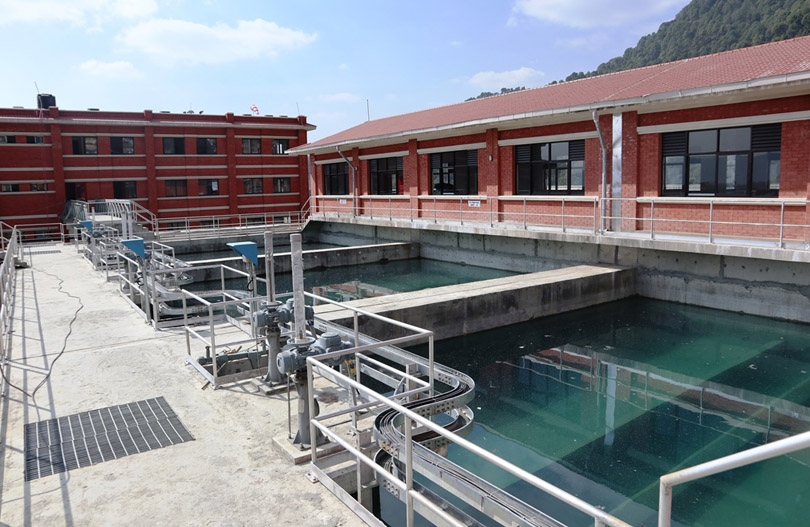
0;246;365;527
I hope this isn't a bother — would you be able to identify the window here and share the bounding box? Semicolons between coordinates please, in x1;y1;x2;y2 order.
323;162;348;195
199;179;219;196
113;180;137;199
515;140;585;195
1;183;20;192
72;136;98;155
0;135;16;143
163;137;185;155
29;183;48;191
165;180;188;197
243;178;263;194
272;138;289;155
370;157;403;195
27;136;44;144
196;137;218;155
661;124;781;197
111;137;135;155
242;138;261;154
430;150;478;195
273;177;291;193
66;183;86;201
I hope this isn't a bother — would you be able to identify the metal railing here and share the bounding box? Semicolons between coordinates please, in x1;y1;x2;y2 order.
658;429;810;527
311;194;810;250
0;227;22;394
153;210;306;241
304;289;630;527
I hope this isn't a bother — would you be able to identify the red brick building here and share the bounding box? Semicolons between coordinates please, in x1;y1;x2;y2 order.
0;101;313;230
290;37;810;245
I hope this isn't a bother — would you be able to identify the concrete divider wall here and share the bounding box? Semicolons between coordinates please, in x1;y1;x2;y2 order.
181;242;420;282
316;266;636;341
307;220;810;323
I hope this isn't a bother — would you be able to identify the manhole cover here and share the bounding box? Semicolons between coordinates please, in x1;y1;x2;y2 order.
24;397;193;481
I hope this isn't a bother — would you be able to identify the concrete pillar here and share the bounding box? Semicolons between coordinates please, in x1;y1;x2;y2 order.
482;128;500;196
621;111;639;232
225;115;239;217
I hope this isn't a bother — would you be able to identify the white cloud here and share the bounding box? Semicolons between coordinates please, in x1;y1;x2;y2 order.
79;59;141;79
117;18;317;66
320;93;361;103
469;67;545;90
0;0;157;25
449;40;463;48
512;0;684;29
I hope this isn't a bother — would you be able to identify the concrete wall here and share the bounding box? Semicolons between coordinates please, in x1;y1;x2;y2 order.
182;242;420;282
307;220;810;323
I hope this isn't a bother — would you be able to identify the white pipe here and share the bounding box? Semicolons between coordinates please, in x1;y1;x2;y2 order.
592;111;608;233
290;233;307;343
336;147;357;217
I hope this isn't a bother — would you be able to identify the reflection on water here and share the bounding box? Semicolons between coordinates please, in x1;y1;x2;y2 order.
385;298;810;527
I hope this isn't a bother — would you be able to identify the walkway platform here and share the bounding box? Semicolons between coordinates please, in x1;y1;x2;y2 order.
0;246;364;527
314;264;636;341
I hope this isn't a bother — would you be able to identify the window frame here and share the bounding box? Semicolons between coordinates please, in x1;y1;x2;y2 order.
0;183;20;192
196;137;218;155
163;137;185;155
323;162;349;195
242;138;261;154
243;178;263;195
369;157;404;195
515;140;585;196
72;136;98;155
273;177;291;194
110;136;135;155
198;179;219;196
430;150;479;196
660;124;781;198
164;179;188;197
272;138;289;155
112;180;137;199
27;136;44;144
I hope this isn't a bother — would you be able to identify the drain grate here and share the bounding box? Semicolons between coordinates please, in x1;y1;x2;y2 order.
24;397;193;481
27;249;62;255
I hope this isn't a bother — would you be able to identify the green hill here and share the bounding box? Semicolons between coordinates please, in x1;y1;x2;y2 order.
564;0;810;82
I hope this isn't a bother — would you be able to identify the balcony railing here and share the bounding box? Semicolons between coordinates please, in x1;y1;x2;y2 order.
310;194;810;251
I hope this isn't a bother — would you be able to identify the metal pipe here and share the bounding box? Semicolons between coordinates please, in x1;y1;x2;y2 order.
264;231;275;302
592;111;608;233
290;233;307;343
336;148;357;217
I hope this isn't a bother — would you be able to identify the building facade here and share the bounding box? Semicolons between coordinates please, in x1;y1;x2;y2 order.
0;102;313;230
290;37;810;246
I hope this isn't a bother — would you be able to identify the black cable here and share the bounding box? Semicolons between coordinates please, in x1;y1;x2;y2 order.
0;266;84;402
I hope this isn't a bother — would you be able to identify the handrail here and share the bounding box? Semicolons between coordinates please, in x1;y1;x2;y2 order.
658;429;810;527
1;227;22;394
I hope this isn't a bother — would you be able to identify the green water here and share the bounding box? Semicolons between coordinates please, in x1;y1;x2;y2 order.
381;298;810;527
186;258;517;300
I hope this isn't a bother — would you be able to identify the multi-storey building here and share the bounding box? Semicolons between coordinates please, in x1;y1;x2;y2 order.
290;36;810;245
0;98;313;230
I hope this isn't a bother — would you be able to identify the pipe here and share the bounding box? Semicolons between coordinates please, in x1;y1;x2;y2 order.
290;233;307;343
263;231;275;302
592;111;608;233
336;147;357;217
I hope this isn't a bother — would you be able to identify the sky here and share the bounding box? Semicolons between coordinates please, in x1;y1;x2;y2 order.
0;0;690;141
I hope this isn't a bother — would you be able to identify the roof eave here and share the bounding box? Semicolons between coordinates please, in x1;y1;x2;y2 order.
288;70;810;156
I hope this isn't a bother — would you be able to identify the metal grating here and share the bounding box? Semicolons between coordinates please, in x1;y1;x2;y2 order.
24;397;193;481
27;249;62;255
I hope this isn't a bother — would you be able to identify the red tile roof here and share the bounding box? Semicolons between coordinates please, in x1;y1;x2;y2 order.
293;36;810;152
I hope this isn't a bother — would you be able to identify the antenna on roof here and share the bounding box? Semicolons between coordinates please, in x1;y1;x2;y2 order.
366;99;370;121
296;102;301;116
34;81;41;94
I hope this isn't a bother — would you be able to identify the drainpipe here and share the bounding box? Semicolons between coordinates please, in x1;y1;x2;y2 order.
593;111;607;233
336;147;357;218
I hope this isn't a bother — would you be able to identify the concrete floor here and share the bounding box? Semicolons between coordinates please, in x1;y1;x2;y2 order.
0;246;366;527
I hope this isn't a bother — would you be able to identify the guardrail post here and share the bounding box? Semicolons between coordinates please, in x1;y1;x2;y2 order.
433;197;437;224
459;197;463;225
405;414;414;527
369;198;373;220
650;200;656;240
658;481;673;527
708;200;714;243
779;201;786;248
389;197;392;221
489;198;494;227
523;197;527;230
561;199;566;233
308;361;318;464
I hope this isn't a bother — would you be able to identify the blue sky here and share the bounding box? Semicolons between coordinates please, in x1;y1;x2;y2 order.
0;0;689;141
